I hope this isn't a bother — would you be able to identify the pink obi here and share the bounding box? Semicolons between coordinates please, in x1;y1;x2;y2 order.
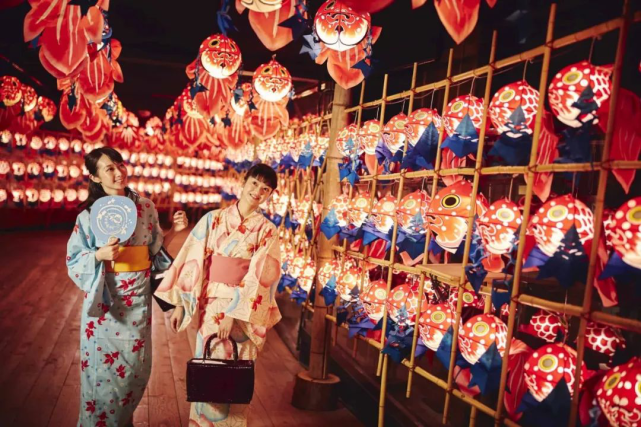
208;255;251;285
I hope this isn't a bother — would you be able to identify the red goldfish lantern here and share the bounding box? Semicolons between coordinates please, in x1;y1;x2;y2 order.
489;81;539;134
458;314;508;364
477;198;522;272
338;265;367;302
448;288;485;312
385;280;429;325
519;310;567;343
585;321;626;358
363;279;388;323
237;0;297;51
442;95;485;137
20;84;38;112
404;108;442;147
397;190;430;235
382;113;408;154
329;194;351;227
595;358;641;427
548;61;612;128
253;58;292;102
523;343;587;402
199;34;242;78
370;194;397;234
427;180;488;253
36;96;57;122
418;303;453;351
349;191;372;227
604;197;641;270
317;258;343;287
359;119;382;174
504;339;533;421
1;76;22;107
336;123;360;157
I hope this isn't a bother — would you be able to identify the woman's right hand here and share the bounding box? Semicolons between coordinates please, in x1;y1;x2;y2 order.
170;306;185;333
95;237;120;262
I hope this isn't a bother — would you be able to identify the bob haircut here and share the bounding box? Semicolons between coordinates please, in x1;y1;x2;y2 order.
244;163;277;190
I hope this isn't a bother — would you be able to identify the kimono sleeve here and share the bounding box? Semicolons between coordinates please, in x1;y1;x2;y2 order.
225;223;282;329
66;212;112;317
154;211;213;332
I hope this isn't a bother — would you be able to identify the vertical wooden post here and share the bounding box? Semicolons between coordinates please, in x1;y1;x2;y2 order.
494;4;557;426
568;1;631;426
291;83;350;411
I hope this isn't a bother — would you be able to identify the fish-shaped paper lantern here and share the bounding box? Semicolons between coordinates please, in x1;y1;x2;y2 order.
520;310;567;343
382;113;408;154
595;358;641;427
349;192;372;227
370;194;397;234
404;108;442;147
199;34;242;79
362;279;388;323
253;58;292;103
418;303;453;351
385;281;428;325
489;81;539;135
477;198;522;272
397;190;430;235
604;197;641;270
314;0;371;51
328;194;351;227
585;321;625;358
318;258;343;288
458;314;508;365
336;123;360;157
523;343;586;402
338;265;367;302
448;288;485;312
442;95;485;137
1;76;22;107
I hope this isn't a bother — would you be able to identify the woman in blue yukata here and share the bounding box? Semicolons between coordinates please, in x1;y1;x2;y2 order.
66;147;188;427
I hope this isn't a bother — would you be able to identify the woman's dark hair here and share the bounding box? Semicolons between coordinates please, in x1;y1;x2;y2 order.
79;147;132;212
245;163;277;190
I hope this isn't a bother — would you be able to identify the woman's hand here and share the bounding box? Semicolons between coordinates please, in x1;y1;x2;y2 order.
217;315;234;340
169;306;184;333
95;237;120;262
172;211;188;233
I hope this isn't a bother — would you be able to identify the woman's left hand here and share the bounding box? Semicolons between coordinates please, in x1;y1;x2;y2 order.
217;315;234;340
172;210;188;232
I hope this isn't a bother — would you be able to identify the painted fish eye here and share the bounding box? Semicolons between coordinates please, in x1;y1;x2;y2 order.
441;194;461;209
496;208;516;222
463;292;474;303
451;101;464;112
431;311;446;323
473;321;490;336
626;206;641;224
604;372;621;390
499;89;516;103
538;354;558;373
280;69;287;76
415;111;427;120
374;289;387;300
262;66;272;74
404;199;417;209
209;38;220;46
562;70;583;85
382;201;395;212
393;290;404;301
547;205;569;222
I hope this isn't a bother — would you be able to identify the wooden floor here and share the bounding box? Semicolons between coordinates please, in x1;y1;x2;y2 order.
0;229;362;427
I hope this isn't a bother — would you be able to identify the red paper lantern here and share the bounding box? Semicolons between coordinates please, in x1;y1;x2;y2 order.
382;113;408;154
489;81;540;134
548;61;612;128
397;190;430;234
448;288;485;312
358;120;381;155
37;96;57;122
458;314;508;364
523;343;586;402
604;197;641;270
363;279;388;323
240;0;282;13
20;84;38;112
585;321;626;357
318;258;343;287
199;34;242;79
595;358;641;427
385;280;428;325
442;95;485;137
370;194;397;234
252;58;292;102
404;108;442;147
418;303;453;351
520;310;567;343
338;265;367;302
349;192;372;227
477;198;522;271
329;194;351;227
1;76;22;107
314;0;371;52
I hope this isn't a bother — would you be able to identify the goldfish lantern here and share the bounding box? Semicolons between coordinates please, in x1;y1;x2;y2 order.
297;258;317;292
370;194;397;234
78;188;88;202
548;61;611;128
382;113;408;154
477;199;522;272
604;197;641;270
37;96;57;122
30;136;43;151
427;180;489;253
20;84;38;112
520;310;567;343
42;160;55;178
358;119;381;155
39;188;51;204
12;161;26;180
0;160;9;178
338;265;367;302
239;0;282;13
385;280;428;325
349;192;372;227
458;314;508;364
524;343;586;402
404;108;442;147
65;188;78;204
70;138;81;153
199;34;242;79
362;279;387;323
317;258;342;287
52;188;64;204
336;124;360;157
585;322;625;358
1;130;11;145
253;58;292;102
418;303;453;351
11;187;25;205
329;194;351;227
1;76;22;107
595;358;641;427
25;187;38;206
527;194;594;257
489;81;539;135
314;0;371;51
442;95;485;137
448;288;485;312
14;133;27;149
27;162;41;178
397;190;430;234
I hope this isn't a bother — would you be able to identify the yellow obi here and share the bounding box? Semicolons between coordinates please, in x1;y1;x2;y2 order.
105;246;151;273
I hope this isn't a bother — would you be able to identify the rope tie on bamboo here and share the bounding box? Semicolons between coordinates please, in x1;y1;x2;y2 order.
526;165;537;174
601;159;614;170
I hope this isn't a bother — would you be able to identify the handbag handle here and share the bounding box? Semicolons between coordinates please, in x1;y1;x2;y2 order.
203;333;239;362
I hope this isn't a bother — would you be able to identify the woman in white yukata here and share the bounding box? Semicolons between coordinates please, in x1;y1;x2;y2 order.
156;163;282;427
66;147;188;427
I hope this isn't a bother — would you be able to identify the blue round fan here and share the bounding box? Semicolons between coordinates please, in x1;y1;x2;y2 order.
90;195;137;246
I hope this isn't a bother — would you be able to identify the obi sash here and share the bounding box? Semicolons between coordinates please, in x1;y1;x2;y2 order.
209;255;251;285
105;246;151;273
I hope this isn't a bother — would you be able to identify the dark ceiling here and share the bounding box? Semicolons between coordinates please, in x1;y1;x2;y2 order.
0;0;637;131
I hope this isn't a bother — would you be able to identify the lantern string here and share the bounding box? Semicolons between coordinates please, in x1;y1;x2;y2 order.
522;59;529;82
588;36;597;63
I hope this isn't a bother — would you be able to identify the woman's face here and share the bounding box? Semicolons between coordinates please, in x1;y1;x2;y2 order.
241;176;273;208
91;154;128;194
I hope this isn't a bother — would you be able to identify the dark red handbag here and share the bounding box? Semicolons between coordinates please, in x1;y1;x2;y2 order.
186;334;255;404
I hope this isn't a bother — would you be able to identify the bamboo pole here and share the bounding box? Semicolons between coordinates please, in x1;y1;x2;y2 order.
570;4;631;424
443;30;498;425
494;5;557;426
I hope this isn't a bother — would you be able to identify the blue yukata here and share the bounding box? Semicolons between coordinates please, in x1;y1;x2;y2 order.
66;191;167;427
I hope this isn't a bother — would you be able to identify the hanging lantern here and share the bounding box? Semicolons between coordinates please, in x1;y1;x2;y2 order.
595;358;641;427
427;180;489;253
604;197;641;270
37;96;57;122
527;194;594;257
0;160;9;178
12;161;26;179
489;81;540;135
520;310;567;343
349;192;373;227
448;288;485;312
314;0;371;52
370;194;397;234
585;321;626;357
548;61;612;128
252;58;292;102
338;265;367;302
39;188;51;204
523;343;587;402
382;113;408;154
336;124;360;157
27;162;41;178
29;136;43;151
397;190;430;234
329;194;351;227
239;0;282;13
458;314;508;364
20;84;38;113
418;303;453;351
317;259;343;287
362;279;388;323
442;95;485;137
1;76;22;107
14;133;27;149
385;280;428;325
404;108;442;147
477;198;522;272
52;188;64;204
199;34;242;79
358;120;381;155
65;188;78;204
